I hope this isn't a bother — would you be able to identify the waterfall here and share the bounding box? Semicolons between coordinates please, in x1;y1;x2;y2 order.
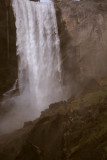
0;0;62;130
0;0;63;134
12;0;62;112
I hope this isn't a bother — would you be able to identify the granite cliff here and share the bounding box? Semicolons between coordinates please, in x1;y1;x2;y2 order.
56;0;107;95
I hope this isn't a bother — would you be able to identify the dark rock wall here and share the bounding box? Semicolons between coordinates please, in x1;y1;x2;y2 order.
56;0;107;95
56;5;80;96
0;0;17;97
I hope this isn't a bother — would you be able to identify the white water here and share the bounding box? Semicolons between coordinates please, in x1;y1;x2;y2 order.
0;0;64;133
12;0;62;112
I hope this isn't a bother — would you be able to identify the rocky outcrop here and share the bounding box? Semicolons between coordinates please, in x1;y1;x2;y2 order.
0;82;107;160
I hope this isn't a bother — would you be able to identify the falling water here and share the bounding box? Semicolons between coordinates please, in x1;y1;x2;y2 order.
0;0;63;131
12;0;62;112
0;0;63;134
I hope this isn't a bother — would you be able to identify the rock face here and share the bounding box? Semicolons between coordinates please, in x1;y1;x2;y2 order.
0;0;17;97
56;0;107;95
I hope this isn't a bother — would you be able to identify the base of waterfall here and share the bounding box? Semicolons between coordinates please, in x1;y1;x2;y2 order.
0;82;107;159
0;84;70;134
